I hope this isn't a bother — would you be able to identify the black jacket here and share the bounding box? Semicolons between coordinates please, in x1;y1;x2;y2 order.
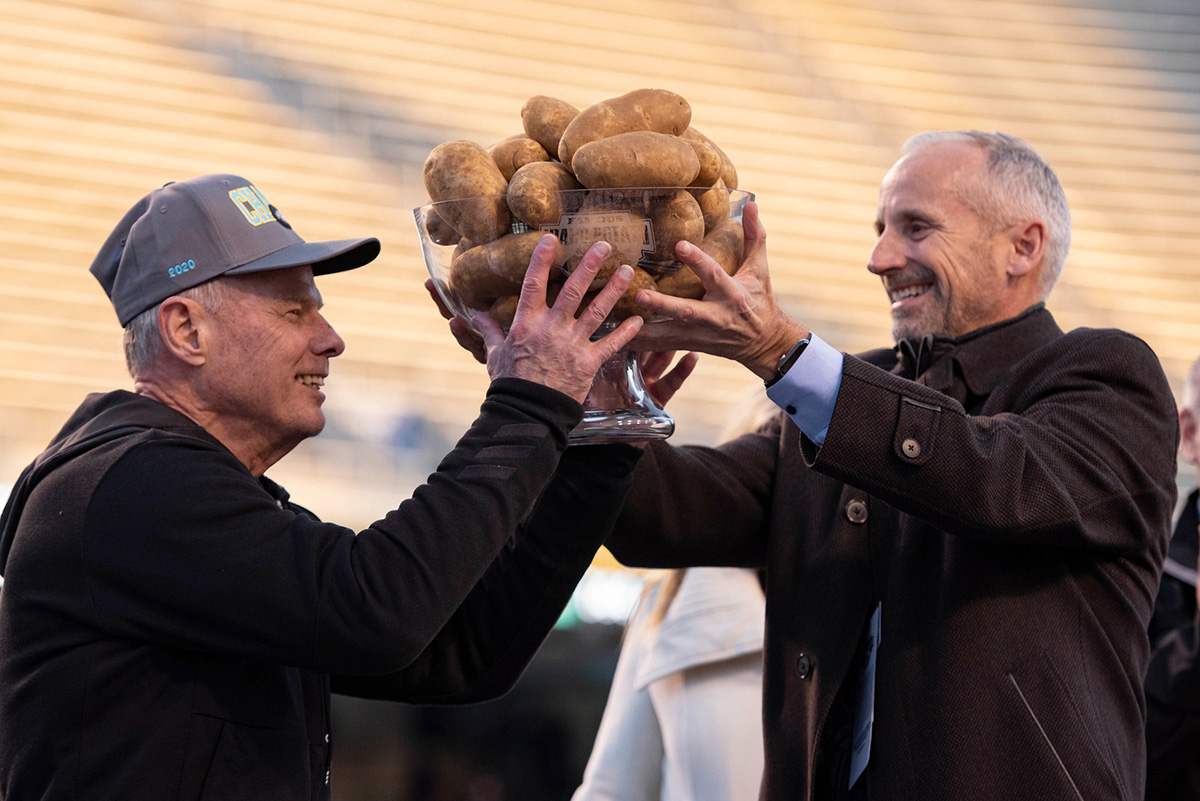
1145;489;1200;800
1149;489;1199;649
606;307;1179;800
0;380;638;800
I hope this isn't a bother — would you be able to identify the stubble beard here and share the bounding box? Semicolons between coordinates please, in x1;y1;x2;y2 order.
890;285;952;342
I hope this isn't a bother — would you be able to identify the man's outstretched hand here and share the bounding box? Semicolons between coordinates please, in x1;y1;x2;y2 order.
429;236;645;405
628;202;808;382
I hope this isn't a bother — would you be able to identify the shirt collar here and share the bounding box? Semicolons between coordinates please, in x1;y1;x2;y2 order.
894;304;1062;396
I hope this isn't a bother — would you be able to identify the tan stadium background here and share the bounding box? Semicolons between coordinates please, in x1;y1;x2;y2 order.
4;0;1200;527
3;0;1200;796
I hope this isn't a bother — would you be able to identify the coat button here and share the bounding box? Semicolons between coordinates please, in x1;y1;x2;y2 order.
796;654;812;679
901;438;921;458
845;499;868;524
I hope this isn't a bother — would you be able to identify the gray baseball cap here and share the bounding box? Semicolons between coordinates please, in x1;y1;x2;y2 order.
90;174;381;326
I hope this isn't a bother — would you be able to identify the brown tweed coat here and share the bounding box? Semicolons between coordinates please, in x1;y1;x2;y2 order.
606;306;1178;801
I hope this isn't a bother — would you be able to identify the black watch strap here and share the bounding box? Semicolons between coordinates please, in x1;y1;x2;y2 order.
765;336;811;388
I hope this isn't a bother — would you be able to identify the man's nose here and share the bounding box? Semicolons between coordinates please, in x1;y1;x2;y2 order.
868;230;905;275
315;315;346;358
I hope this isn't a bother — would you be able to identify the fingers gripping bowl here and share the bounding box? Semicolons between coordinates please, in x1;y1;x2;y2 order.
415;187;753;443
415;88;752;443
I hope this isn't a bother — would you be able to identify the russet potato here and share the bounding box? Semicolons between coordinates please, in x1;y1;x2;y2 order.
571;131;700;189
423;140;510;244
558;88;691;167
488;135;550;181
449;230;544;310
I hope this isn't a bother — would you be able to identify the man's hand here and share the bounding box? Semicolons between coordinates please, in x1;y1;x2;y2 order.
629;202;808;381
472;236;644;404
640;351;699;408
426;278;487;364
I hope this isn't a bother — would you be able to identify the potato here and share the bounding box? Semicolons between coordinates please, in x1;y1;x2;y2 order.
558;88;691;166
682;127;737;190
562;243;627;289
572;131;700;189
654;265;704;300
423;206;460;246
692;179;731;233
423;140;511;243
521;96;580;159
581;267;657;322
641;189;705;266
686;137;723;188
488;135;550;181
701;218;745;275
489;271;573;328
451;236;476;261
506;161;583;228
449;230;543;310
655;218;744;299
487;294;520;329
614;268;658;321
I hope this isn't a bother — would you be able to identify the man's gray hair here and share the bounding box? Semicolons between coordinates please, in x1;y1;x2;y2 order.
123;279;228;379
902;130;1072;296
1183;353;1200;415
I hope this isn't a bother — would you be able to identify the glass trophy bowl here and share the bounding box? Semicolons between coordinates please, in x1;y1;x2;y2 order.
414;186;753;444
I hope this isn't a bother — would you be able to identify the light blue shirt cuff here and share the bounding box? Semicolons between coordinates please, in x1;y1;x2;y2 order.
765;332;843;446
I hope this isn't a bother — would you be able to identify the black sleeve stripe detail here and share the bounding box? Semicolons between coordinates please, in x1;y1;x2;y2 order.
458;465;518;481
493;423;550;439
476;445;536;460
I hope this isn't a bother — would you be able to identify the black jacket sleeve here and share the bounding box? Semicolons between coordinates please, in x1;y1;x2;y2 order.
81;379;618;676
605;417;781;568
331;443;641;703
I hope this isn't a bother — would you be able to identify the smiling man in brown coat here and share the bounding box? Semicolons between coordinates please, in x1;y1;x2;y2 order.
608;131;1179;800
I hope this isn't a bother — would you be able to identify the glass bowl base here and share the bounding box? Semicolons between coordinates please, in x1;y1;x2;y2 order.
568;349;674;445
571;407;675;445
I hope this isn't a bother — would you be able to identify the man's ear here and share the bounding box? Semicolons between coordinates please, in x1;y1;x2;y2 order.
1181;407;1199;466
1005;220;1046;280
157;297;209;366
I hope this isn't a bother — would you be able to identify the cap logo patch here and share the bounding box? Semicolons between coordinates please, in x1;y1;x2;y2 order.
228;186;277;226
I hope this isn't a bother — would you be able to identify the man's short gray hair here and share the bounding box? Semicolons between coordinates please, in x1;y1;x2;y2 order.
1183;353;1200;415
902;130;1072;296
123;279;228;379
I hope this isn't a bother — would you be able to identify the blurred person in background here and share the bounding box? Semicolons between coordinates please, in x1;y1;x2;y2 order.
571;387;778;801
603;131;1178;800
0;174;649;801
1144;353;1200;799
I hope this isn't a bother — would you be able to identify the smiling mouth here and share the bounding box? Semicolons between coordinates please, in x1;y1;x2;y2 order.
296;374;326;388
888;283;933;304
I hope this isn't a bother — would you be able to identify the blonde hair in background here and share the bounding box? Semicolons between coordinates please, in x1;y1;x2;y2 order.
639;384;781;627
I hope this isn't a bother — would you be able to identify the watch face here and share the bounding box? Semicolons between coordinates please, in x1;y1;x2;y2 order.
767;337;810;387
782;338;810;369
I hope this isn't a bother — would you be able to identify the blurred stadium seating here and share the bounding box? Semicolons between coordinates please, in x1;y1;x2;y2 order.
4;0;1199;525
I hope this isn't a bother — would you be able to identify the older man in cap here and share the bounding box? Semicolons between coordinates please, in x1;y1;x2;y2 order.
0;174;644;800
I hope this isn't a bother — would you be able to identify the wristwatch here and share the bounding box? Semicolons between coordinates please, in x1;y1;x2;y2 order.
765;336;811;388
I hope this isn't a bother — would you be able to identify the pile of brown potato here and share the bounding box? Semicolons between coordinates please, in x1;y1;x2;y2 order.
421;88;745;325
